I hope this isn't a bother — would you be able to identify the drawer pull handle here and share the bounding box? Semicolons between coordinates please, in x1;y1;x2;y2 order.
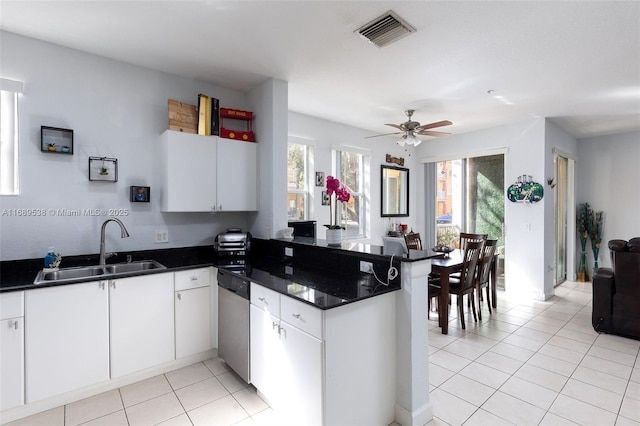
292;313;301;319
190;276;198;281
177;293;182;300
259;297;267;303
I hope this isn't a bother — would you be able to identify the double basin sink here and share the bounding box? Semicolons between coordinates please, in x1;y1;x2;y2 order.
33;260;167;285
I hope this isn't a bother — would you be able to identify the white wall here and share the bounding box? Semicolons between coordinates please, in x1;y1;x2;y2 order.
0;32;256;261
576;130;640;269
288;111;420;244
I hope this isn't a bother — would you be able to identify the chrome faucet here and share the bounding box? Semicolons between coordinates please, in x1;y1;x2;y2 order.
99;217;130;265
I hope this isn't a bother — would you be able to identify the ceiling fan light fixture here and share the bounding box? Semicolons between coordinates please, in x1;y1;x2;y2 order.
396;134;407;147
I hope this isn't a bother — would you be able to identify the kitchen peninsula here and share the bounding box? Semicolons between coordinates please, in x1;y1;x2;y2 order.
0;238;440;426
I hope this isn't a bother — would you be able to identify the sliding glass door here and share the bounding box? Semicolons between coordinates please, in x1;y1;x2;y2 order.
434;154;505;283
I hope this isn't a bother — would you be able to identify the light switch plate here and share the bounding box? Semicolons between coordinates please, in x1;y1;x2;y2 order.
155;230;169;243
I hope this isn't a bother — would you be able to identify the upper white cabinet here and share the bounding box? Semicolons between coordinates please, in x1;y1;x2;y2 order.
25;282;109;403
159;131;257;212
0;291;24;411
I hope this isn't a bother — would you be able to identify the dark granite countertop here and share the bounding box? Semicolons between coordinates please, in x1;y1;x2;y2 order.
0;238;441;309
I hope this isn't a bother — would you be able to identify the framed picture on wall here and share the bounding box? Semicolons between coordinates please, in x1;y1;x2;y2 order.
321;191;330;205
41;126;73;154
130;186;150;202
89;157;118;182
315;171;325;187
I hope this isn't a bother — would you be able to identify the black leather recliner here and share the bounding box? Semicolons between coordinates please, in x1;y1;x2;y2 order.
592;237;640;340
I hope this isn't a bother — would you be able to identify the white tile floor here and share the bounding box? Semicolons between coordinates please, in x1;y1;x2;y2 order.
6;280;640;426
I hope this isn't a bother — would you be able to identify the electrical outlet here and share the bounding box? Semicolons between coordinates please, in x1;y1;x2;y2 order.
360;261;373;274
155;230;169;243
285;247;294;257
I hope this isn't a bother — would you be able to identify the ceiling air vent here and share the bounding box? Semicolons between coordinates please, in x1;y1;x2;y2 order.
356;10;416;48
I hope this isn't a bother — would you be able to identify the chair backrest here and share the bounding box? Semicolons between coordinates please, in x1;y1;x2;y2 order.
459;240;483;291
404;232;422;251
459;232;487;251
477;239;498;285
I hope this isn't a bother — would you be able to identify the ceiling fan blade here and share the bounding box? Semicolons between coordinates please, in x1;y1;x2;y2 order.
365;131;404;139
415;120;453;131
384;123;405;130
416;130;451;137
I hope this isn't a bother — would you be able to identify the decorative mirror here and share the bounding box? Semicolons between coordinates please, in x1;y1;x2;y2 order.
381;165;409;217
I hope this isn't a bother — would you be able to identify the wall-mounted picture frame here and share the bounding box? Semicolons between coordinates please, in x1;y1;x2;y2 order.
315;171;325;187
41;126;73;154
89;157;118;182
321;190;330;206
130;186;150;202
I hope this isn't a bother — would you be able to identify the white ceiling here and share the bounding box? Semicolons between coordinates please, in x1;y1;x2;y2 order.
1;0;639;140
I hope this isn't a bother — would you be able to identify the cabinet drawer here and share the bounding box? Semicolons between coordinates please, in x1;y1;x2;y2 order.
0;291;24;320
251;283;280;315
281;296;323;339
175;268;210;291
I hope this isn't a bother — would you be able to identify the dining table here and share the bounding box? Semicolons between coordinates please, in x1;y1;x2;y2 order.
430;249;498;334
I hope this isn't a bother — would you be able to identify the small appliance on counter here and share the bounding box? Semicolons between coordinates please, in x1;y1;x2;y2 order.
214;228;252;257
287;220;316;238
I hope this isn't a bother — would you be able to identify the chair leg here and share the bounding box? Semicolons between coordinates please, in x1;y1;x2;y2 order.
485;286;492;315
458;295;466;329
470;291;477;323
476;286;483;321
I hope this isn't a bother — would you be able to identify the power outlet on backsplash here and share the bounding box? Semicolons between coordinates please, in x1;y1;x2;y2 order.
360;261;373;274
284;247;293;257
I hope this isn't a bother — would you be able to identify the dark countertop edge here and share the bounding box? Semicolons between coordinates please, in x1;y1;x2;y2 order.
273;237;445;262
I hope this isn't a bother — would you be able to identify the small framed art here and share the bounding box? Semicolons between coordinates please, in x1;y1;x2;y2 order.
41;126;73;154
130;186;150;202
89;157;118;182
321;191;330;206
315;171;325;187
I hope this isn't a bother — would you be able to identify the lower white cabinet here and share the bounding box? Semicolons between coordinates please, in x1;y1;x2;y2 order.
250;284;323;424
0;291;24;411
25;282;109;403
109;274;175;378
250;282;397;426
175;268;212;359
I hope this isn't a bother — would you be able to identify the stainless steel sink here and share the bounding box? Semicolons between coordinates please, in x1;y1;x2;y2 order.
33;260;167;285
40;266;106;281
104;260;166;274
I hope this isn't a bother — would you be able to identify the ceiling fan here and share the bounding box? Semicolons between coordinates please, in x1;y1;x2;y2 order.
366;110;452;147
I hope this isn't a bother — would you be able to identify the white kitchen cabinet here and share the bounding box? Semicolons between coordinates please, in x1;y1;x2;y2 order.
175;268;211;359
109;273;175;378
216;137;257;211
250;284;323;424
0;291;24;411
250;282;397;426
25;282;109;403
159;130;257;212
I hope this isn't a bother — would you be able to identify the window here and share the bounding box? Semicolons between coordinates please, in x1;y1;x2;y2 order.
335;149;369;239
287;142;313;220
0;79;22;196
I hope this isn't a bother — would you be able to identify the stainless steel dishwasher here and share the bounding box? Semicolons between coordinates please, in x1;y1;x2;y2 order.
217;269;250;383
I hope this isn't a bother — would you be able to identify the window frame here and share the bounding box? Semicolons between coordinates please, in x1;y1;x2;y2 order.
333;148;369;240
0;79;22;196
287;140;314;221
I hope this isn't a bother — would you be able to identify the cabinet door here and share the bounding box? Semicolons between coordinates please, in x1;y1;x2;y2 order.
279;321;323;424
161;131;217;212
110;274;175;378
175;286;211;359
1;317;24;410
249;304;280;399
216;138;257;211
25;282;109;403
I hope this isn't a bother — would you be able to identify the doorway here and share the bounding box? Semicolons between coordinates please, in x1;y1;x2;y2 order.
554;154;569;285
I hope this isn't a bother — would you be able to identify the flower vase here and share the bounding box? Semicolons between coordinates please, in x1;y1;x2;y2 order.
577;251;589;282
592;247;600;272
326;229;342;246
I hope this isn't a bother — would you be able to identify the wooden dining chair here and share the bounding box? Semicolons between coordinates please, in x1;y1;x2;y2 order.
475;239;497;320
444;240;483;329
404;232;423;251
